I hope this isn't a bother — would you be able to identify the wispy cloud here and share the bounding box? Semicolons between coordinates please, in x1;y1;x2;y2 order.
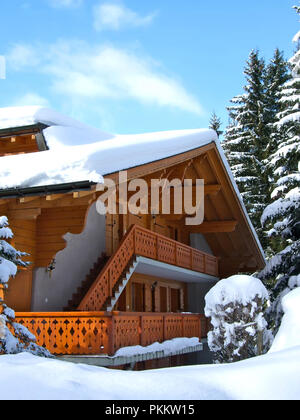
48;0;82;8
12;93;50;107
7;44;40;70
0;56;6;79
93;2;157;31
6;40;203;116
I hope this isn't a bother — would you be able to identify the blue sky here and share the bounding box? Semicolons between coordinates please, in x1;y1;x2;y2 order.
0;0;299;136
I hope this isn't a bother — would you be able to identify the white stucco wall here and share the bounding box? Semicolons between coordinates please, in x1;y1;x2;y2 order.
190;233;213;255
31;203;106;311
187;235;217;313
187;281;218;314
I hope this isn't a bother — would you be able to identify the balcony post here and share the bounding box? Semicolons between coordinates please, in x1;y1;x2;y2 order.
133;225;136;254
108;312;115;356
140;315;143;346
163;314;166;342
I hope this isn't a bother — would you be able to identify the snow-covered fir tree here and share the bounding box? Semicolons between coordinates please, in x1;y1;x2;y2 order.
264;49;291;158
223;50;269;245
258;4;300;334
209;111;223;138
0;216;51;357
224;50;290;247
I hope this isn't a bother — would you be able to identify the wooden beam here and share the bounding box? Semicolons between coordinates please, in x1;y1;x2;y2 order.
7;192;97;210
204;184;221;196
106;143;215;183
73;191;94;199
46;194;65;201
9;208;41;220
19;196;40;204
188;220;238;234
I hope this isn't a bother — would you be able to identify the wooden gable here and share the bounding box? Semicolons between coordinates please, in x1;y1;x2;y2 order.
0;140;265;281
0;124;48;156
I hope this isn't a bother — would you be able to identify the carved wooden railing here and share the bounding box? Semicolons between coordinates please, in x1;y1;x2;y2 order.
109;312;210;355
15;312;209;356
78;224;219;312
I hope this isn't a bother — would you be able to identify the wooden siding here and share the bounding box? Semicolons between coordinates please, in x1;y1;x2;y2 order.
120;272;187;313
36;206;89;267
0;133;40;156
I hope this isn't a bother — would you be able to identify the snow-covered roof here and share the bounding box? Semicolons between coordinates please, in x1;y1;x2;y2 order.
0;106;265;259
0;106;218;189
0;106;108;134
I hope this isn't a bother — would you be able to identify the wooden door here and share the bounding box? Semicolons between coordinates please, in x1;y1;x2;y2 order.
160;286;168;312
170;288;180;313
131;282;145;312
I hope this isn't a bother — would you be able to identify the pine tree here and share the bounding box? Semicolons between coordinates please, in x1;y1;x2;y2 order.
209;111;223;138
0;216;51;357
264;49;291;158
224;50;290;248
258;4;300;334
223;50;269;245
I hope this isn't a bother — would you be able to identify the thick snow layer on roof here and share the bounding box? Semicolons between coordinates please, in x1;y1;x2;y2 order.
114;337;200;358
0;106;110;140
0;105;218;188
0;127;217;188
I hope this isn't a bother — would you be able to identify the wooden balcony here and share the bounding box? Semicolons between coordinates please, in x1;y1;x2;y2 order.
78;224;219;312
15;311;210;356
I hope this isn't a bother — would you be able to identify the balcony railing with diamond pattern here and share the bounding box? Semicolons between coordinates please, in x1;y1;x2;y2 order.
15;311;210;356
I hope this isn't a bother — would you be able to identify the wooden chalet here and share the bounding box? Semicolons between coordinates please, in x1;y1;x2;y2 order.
0;107;265;366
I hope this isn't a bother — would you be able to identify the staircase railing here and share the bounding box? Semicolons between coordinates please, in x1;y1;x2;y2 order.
78;224;219;312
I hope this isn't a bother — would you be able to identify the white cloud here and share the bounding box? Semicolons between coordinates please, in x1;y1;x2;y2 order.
12;93;50;107
93;2;156;31
48;0;82;8
7;40;203;116
0;56;6;79
7;44;40;71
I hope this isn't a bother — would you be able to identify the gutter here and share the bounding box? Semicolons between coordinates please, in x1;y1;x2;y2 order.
0;181;95;199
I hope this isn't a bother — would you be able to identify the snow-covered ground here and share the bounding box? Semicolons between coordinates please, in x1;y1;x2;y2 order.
0;346;299;400
1;288;300;400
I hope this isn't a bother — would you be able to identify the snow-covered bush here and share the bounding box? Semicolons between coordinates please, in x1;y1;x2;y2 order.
0;216;51;357
205;275;271;364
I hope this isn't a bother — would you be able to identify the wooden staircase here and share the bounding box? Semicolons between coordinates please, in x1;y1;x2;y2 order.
64;253;109;311
104;256;138;312
77;224;219;313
